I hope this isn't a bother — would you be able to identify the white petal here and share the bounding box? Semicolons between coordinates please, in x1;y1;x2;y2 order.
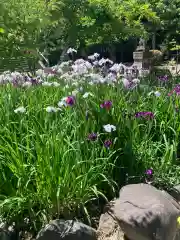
58;98;67;107
52;82;60;87
46;106;58;113
122;78;130;88
132;78;140;84
154;91;161;97
42;82;53;86
22;82;32;87
103;124;116;133
67;48;77;54
148;91;154;96
82;92;94;98
72;90;79;96
14;106;26;113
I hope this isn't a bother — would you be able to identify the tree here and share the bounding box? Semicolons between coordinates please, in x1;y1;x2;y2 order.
0;0;57;58
40;0;159;60
146;0;180;49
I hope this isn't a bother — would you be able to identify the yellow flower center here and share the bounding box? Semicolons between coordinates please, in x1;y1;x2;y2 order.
177;216;180;225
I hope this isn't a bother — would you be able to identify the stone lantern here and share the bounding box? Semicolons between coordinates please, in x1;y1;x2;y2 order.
133;38;152;72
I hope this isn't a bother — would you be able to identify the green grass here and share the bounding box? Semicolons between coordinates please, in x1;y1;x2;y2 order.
0;78;180;233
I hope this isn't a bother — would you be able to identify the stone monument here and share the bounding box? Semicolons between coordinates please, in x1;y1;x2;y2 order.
133;38;152;71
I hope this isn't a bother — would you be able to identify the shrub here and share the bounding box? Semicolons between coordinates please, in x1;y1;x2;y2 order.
150;49;163;65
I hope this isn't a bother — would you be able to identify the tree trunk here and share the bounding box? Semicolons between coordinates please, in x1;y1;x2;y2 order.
59;45;69;63
80;48;87;58
109;44;116;62
152;32;156;49
79;40;87;59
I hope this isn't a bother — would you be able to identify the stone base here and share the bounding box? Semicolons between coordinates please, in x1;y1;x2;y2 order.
133;51;152;70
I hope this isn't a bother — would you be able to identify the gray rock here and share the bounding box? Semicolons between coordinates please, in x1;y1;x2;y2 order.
114;183;180;240
0;231;11;240
0;228;16;240
97;200;125;240
0;222;17;240
161;189;180;210
168;185;180;202
36;219;97;240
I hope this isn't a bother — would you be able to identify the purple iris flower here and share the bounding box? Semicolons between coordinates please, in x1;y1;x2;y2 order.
145;168;153;175
158;75;168;82
168;85;180;96
135;111;154;119
104;140;112;148
145;168;154;184
87;133;98;141
66;96;75;106
100;100;112;110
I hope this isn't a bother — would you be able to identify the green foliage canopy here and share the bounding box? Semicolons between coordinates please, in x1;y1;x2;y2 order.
0;0;57;58
39;0;159;53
